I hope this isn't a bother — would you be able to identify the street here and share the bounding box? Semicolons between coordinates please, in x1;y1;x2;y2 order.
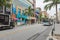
0;0;60;40
0;23;53;40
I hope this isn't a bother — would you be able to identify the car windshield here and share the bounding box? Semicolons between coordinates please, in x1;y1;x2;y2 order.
43;19;49;22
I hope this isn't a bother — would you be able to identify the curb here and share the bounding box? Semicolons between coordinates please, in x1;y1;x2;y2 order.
46;28;57;40
46;32;57;40
46;36;57;40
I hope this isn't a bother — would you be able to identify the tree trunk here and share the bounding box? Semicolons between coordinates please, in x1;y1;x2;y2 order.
56;4;58;23
3;6;5;14
5;6;6;14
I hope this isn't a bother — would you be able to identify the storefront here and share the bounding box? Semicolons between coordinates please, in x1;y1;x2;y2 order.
27;17;36;24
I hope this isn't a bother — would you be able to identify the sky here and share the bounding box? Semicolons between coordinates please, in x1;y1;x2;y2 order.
36;0;60;16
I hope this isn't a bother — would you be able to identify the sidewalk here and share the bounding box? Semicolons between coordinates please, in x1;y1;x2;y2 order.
47;24;60;40
46;31;57;40
15;22;42;27
54;24;60;40
46;24;57;40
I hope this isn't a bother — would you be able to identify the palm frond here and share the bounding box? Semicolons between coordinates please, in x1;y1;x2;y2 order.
27;0;33;4
6;3;11;8
25;6;34;16
0;0;6;6
44;0;51;3
44;3;54;11
44;4;50;10
49;3;54;10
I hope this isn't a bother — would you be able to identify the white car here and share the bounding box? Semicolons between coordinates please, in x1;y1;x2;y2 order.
43;20;52;26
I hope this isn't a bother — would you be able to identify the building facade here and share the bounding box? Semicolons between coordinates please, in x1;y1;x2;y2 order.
40;11;49;19
11;0;32;25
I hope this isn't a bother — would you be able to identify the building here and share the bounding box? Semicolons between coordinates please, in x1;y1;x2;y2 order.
40;11;49;19
38;11;49;22
13;0;32;11
12;0;35;25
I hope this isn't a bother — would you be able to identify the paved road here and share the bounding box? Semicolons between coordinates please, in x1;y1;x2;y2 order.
35;26;53;40
0;24;53;40
27;25;53;40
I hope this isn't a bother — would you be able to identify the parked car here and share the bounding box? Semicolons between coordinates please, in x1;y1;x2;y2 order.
43;19;53;26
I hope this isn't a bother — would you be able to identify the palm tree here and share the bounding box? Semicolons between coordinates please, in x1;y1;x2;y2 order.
25;6;34;17
44;0;60;23
0;0;11;14
38;13;42;23
27;0;36;17
5;0;11;13
0;0;6;13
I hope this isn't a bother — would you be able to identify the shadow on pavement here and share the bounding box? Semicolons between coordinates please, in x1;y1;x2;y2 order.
0;28;12;31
